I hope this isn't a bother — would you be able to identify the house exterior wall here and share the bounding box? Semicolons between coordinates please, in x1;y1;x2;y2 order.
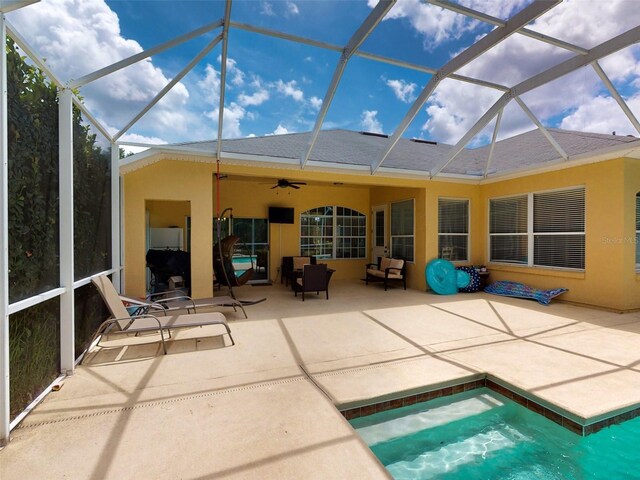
124;160;214;298
122;156;639;310
146;199;190;234
217;178;370;281
623;159;640;310
479;158;628;310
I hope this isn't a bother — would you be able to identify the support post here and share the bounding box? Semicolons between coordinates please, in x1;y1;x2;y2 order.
111;144;121;292
59;89;75;374
0;13;11;446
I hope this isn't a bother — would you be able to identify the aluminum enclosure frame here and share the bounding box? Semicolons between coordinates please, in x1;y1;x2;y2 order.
1;0;640;446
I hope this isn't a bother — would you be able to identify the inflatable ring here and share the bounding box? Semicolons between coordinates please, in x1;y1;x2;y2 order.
426;258;470;295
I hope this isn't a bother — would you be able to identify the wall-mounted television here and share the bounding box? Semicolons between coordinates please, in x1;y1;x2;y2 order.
268;206;294;224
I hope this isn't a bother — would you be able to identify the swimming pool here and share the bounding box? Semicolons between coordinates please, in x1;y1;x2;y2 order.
350;388;640;479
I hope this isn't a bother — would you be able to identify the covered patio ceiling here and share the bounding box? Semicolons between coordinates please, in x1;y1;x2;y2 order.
3;0;640;179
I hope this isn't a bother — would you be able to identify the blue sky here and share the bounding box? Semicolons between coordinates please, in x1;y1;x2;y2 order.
8;0;640;149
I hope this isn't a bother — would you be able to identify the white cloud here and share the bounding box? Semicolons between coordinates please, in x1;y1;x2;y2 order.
412;0;640;142
422;79;502;144
221;56;246;87
286;1;299;16
275;79;304;102
8;0;190;140
260;2;275;16
309;96;323;110
361;110;383;134
560;94;640;136
206;103;246;138
385;78;417;103
368;0;526;50
238;89;270;107
304;56;313;62
272;124;292;135
198;64;221;98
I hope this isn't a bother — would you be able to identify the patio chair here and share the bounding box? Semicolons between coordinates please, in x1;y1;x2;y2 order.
292;263;333;301
365;257;406;291
84;275;234;361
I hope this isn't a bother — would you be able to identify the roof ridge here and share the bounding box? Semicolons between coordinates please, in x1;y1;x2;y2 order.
548;127;636;141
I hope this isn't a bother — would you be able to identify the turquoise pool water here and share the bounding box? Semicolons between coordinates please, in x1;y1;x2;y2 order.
350;389;640;479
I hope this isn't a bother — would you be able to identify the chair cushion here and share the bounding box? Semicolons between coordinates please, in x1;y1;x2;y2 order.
380;257;391;271
388;258;404;271
293;256;311;270
367;268;402;279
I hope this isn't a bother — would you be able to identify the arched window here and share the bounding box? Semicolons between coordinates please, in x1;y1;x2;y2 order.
300;206;366;259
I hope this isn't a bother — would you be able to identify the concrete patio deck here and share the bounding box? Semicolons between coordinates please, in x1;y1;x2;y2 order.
2;279;640;479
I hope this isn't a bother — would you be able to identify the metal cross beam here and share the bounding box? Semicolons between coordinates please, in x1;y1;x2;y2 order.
591;61;640;135
231;20;509;92
428;0;589;55
299;0;395;168
216;0;233;160
6;19;64;89
484;107;503;179
429;24;640;178
430;92;513;178
371;0;559;174
514;96;567;160
69;19;223;89
114;34;222;142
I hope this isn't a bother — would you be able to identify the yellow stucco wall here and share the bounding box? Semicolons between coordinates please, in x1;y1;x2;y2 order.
480;159;628;310
623;159;640;310
123;156;639;310
146;200;190;240
124;161;214;298
216;178;370;281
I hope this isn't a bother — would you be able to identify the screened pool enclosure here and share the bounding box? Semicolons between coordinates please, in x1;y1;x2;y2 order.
1;0;640;446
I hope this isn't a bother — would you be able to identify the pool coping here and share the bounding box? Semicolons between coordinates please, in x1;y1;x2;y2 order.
339;375;640;436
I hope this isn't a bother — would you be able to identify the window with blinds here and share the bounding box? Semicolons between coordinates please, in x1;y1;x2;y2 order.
438;198;469;261
533;188;585;269
391;199;414;262
636;193;640;269
488;187;585;270
489;195;528;264
300;206;366;259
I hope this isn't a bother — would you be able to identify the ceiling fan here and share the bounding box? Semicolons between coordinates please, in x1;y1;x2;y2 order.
271;178;307;189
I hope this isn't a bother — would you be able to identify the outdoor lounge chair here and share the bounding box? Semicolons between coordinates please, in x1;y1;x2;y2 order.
365;257;406;291
84;276;234;361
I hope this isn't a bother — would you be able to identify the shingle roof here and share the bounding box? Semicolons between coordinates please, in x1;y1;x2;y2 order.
123;128;639;177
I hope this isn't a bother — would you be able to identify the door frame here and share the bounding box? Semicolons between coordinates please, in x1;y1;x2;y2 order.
371;204;388;262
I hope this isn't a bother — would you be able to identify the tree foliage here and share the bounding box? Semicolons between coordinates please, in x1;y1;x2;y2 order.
7;37;111;419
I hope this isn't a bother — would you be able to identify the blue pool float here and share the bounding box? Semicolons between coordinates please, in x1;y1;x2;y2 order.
426;258;470;295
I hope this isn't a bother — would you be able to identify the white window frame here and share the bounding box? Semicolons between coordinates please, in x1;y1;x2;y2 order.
488;186;586;271
636;193;640;272
299;206;367;260
390;198;415;263
438;197;470;263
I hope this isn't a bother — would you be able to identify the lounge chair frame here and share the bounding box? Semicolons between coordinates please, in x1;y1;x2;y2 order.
83;276;235;362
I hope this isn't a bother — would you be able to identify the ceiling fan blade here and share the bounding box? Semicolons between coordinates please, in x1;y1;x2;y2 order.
290;182;307;185
271;185;278;189
290;184;300;189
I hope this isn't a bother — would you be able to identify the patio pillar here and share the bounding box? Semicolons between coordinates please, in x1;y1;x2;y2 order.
0;13;11;446
111;144;121;292
59;89;75;374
